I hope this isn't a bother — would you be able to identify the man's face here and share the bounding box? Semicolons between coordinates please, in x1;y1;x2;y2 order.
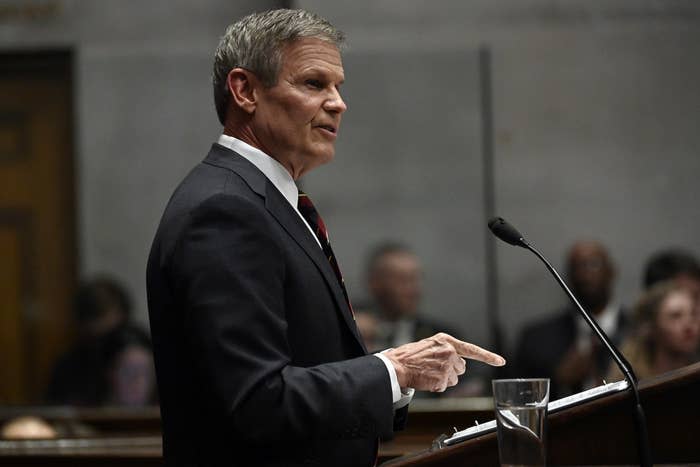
655;290;700;357
567;242;614;313
110;345;156;407
252;38;346;179
370;252;423;319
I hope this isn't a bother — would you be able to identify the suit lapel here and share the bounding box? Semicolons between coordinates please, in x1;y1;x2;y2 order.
204;144;367;352
264;187;367;352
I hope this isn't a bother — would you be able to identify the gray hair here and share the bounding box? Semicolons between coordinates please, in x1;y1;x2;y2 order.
212;9;345;125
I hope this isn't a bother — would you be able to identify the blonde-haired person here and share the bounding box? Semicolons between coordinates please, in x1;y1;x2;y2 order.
608;281;700;381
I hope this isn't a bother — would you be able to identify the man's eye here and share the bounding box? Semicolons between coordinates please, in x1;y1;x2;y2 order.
306;79;322;89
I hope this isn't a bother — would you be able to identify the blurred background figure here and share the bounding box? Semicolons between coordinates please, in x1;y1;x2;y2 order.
353;305;380;352
608;281;700;381
0;416;56;440
643;248;700;302
101;325;157;407
45;276;134;406
355;243;486;396
360;242;455;352
513;240;628;398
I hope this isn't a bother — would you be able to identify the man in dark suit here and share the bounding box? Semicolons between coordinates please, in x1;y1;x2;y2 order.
513;240;628;398
147;9;505;466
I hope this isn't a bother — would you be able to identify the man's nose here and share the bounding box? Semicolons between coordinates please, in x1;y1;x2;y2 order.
324;88;347;114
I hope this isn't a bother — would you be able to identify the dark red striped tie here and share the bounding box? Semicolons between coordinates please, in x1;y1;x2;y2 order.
297;191;354;319
299;192;379;465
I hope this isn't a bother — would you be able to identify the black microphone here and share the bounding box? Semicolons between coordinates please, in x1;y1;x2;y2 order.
487;217;527;247
488;216;652;467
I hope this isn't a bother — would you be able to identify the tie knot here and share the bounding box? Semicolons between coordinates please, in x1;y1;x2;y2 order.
295;191;354;318
297;191;327;242
297;191;314;209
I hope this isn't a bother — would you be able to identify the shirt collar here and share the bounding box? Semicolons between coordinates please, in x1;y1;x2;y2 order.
577;302;620;336
217;134;299;210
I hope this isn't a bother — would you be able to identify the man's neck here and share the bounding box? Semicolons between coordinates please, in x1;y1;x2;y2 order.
222;126;299;179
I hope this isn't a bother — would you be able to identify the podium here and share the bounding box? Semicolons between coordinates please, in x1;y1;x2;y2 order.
384;362;700;466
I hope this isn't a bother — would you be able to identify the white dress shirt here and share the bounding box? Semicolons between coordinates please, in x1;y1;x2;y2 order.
576;302;622;388
575;303;622;351
217;134;414;407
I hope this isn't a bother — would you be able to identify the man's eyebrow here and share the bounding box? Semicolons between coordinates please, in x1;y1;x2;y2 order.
300;66;345;82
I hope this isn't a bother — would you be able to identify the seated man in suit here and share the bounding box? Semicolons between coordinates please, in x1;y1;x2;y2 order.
513;240;628;398
357;242;487;397
360;242;457;351
146;9;505;467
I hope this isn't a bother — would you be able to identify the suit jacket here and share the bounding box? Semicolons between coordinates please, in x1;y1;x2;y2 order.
147;144;405;466
512;305;628;398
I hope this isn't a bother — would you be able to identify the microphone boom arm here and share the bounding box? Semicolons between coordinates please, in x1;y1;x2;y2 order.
521;240;652;467
488;216;652;466
523;240;638;385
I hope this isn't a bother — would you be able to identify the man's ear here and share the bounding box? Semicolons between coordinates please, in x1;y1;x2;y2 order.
227;68;258;114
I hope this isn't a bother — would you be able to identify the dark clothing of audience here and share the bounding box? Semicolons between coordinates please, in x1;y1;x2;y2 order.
45;277;145;406
46;324;155;406
370;314;457;352
46;342;106;406
513;306;629;399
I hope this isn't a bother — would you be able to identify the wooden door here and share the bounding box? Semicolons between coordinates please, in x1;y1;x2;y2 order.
0;51;76;404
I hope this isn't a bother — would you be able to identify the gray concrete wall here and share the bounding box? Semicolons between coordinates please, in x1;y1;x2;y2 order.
2;1;700;356
304;48;489;346
1;0;281;330
299;0;700;352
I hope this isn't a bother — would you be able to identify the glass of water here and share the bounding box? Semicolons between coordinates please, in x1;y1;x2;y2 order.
492;378;550;467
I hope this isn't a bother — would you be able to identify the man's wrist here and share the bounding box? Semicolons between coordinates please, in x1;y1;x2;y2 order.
381;348;409;388
374;352;411;404
395;387;414;410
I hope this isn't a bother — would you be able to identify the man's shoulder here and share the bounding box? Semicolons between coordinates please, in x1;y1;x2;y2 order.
164;146;264;216
149;146;270;261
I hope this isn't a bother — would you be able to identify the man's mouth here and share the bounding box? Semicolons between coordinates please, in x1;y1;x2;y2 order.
316;124;337;134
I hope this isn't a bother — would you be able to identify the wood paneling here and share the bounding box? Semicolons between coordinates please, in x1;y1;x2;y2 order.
0;225;24;402
0;51;76;403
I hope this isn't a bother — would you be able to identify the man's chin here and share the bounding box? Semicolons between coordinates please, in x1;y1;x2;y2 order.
293;152;335;179
310;150;335;168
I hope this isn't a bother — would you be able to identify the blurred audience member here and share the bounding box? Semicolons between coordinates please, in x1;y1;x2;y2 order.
101;325;157;407
359;243;482;396
46;276;132;405
643;248;700;302
363;242;455;351
513;241;629;398
608;281;700;381
353;304;380;351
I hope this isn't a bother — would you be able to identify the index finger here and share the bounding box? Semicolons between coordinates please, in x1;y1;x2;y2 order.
444;335;506;366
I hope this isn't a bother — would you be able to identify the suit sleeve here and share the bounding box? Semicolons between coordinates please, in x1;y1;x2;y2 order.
170;193;395;442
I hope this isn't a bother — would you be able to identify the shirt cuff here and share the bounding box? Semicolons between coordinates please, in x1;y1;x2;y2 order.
374;352;415;407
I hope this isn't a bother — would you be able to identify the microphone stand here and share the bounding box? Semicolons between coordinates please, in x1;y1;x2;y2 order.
522;239;652;467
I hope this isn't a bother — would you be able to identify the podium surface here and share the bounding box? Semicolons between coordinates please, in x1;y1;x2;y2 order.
384;362;700;466
0;363;697;466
